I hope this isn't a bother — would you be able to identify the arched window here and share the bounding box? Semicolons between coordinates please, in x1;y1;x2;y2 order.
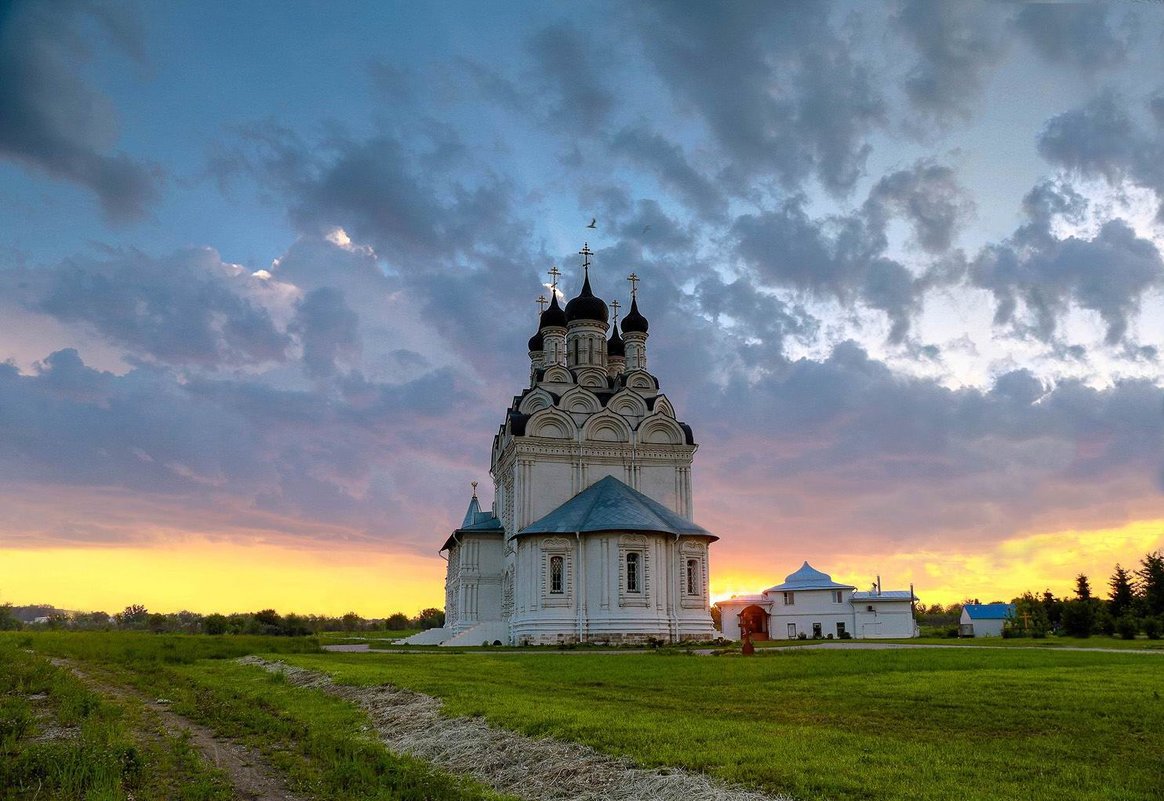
686;559;699;595
626;552;640;593
550;555;564;594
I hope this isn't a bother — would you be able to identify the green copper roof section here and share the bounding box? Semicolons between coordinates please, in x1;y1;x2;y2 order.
518;475;715;539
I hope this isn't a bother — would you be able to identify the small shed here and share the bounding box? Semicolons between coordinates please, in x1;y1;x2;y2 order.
959;603;1014;637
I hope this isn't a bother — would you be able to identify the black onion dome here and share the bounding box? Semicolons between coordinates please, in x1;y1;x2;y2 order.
539;292;567;329
620;296;648;333
527;328;544;352
564;272;608;324
607;325;625;357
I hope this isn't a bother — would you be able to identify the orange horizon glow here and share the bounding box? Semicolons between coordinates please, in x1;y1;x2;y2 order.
2;518;1161;617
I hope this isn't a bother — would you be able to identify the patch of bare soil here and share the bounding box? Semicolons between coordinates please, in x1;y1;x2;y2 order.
240;656;788;801
51;658;308;801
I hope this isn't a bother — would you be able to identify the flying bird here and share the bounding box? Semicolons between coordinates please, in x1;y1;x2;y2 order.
641;224;651;234
587;218;597;229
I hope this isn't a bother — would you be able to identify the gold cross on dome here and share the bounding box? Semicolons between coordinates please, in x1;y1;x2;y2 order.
537;294;547;313
547;264;561;291
627;272;639;297
610;299;621;325
579;243;593;273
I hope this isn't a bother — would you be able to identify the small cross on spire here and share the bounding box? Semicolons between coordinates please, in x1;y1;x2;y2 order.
610;299;621;325
547;264;561;292
471;480;478;498
579;243;593;275
536;294;547;313
627;272;640;297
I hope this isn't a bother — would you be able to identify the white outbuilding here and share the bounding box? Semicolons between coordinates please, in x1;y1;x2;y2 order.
718;562;918;641
959;603;1013;637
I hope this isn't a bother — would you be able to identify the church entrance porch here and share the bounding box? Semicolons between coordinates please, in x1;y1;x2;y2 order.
738;604;769;641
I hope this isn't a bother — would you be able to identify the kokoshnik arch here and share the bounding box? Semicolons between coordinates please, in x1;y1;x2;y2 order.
405;244;718;646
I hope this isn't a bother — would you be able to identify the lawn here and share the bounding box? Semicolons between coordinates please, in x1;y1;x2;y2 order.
6;632;1162;801
280;647;1164;801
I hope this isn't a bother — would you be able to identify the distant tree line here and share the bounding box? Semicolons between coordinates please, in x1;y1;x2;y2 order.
0;602;445;636
1005;550;1164;640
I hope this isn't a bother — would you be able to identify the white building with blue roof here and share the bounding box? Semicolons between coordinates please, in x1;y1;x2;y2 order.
718;562;919;641
405;245;718;646
959;603;1014;637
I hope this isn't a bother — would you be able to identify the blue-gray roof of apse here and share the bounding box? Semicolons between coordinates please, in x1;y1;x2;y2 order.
964;603;1014;620
518;475;716;539
766;562;856;592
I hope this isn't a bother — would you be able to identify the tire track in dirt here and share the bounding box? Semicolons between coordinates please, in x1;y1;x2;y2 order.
240;656;789;801
51;658;308;801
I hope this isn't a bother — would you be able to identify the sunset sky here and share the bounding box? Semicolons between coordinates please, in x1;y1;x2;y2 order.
1;1;1162;617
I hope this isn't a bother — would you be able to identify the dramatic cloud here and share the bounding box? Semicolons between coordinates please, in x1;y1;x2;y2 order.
864;161;975;254
894;0;1007;124
28;248;289;367
1014;4;1133;70
1038;91;1164;220
0;1;160;221
633;2;885;195
972;182;1164;345
291;287;361;379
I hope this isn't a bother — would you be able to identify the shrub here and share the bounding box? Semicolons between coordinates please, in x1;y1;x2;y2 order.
1116;616;1139;640
1143;617;1162;640
839;631;852;640
797;632;807;640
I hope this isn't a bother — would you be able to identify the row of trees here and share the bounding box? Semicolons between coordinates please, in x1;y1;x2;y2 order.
1007;551;1164;639
0;603;445;636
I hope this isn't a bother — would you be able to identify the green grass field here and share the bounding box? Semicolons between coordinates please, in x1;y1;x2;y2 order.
4;632;1162;801
280;647;1164;801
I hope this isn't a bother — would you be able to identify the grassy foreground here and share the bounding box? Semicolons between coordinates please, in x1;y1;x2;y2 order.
282;647;1164;801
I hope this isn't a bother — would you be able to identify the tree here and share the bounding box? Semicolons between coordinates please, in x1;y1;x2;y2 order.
341;612;363;632
385;612;411;631
1136;551;1164;616
1008;592;1050;638
1060;599;1094;637
415;608;445;630
1041;590;1062;629
116;604;149;628
0;603;21;631
203;613;228;635
1109;565;1135;619
1074;574;1092;601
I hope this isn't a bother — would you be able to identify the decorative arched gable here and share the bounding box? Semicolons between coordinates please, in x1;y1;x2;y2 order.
582;411;632;443
525;407;577;440
518;387;557;415
607;388;649;418
543;365;573;384
623;369;658;392
559;386;602;415
651;394;676;419
574;367;608;388
636;413;685;445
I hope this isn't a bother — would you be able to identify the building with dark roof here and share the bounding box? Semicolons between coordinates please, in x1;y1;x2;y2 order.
404;244;718;646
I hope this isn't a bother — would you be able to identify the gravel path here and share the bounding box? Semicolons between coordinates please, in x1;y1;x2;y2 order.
241;656;788;801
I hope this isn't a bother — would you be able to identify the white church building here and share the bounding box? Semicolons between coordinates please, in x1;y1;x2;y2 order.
405;245;718;646
718;562;919;641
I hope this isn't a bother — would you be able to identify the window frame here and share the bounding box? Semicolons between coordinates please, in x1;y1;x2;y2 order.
783;591;795;606
549;555;564;594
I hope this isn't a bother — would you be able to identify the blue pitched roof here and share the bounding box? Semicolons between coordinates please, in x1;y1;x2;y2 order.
964;603;1014;620
765;562;855;592
518;475;715;539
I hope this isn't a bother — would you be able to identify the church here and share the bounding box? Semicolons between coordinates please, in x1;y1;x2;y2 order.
405;245;719;646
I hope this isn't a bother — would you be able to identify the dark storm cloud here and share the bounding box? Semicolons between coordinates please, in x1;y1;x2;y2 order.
632;1;885;195
863;161;976;254
972;181;1163;345
731;189;939;343
291;287;361;379
691;342;1164;547
28;248;289;367
1014;4;1133;70
1038;91;1164;220
893;0;1007;124
0;0;160;221
525;23;615;135
608;126;726;220
0;346;479;545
